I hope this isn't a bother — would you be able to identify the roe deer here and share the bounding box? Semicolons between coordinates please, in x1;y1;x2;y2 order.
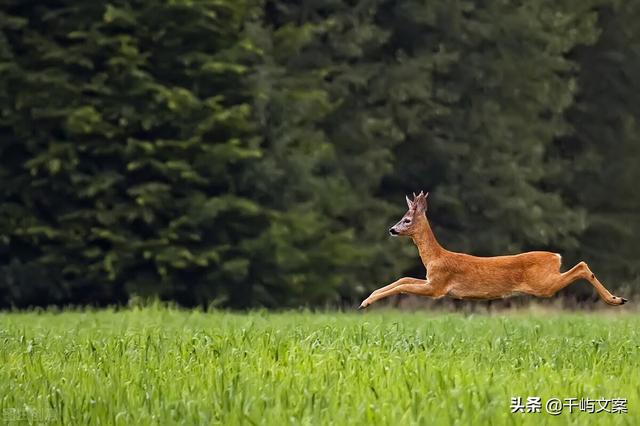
358;191;627;309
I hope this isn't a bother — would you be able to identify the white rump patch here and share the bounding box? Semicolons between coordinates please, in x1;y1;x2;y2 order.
555;253;562;269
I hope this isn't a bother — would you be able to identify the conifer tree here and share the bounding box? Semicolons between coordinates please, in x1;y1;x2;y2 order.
559;1;640;292
0;1;261;306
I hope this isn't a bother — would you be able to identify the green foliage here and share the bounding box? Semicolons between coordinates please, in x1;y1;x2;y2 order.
558;1;640;290
0;0;638;307
249;1;413;300
0;0;262;307
372;0;600;256
1;308;639;424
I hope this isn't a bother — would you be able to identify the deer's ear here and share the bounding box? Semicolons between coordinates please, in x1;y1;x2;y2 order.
415;192;428;212
406;195;413;209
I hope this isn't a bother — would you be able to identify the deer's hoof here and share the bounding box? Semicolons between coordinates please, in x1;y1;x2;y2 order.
610;296;628;306
358;302;368;310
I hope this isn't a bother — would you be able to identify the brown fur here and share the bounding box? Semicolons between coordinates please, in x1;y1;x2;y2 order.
359;192;627;309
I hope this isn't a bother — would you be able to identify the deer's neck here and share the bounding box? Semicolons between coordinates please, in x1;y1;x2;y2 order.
412;218;443;264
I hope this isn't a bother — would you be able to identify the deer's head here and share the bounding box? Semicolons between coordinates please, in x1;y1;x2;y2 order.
389;191;429;237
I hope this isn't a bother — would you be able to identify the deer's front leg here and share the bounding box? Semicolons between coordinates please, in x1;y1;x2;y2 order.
370;276;421;296
359;278;444;309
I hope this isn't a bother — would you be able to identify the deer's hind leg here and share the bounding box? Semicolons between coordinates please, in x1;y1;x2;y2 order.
527;261;627;306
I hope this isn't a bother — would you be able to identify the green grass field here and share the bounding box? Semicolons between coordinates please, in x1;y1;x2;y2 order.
1;306;637;425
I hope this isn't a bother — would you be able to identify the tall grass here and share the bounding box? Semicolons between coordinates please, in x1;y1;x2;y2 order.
1;306;637;425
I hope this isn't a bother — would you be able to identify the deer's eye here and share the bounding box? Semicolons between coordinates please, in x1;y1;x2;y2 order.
403;218;411;224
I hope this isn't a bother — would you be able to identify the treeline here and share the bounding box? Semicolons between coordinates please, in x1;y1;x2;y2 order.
1;0;638;308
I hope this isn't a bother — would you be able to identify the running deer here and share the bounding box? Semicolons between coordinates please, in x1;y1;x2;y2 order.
358;191;628;309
